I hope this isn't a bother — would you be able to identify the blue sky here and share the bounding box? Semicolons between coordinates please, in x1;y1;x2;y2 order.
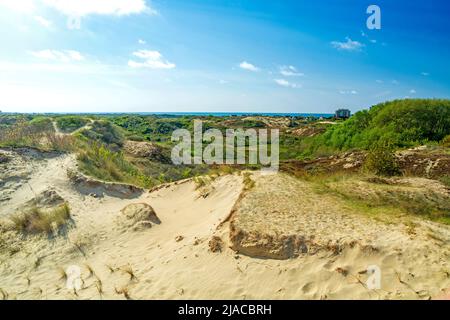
0;0;449;113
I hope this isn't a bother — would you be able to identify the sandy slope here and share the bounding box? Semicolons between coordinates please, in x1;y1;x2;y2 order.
0;149;449;300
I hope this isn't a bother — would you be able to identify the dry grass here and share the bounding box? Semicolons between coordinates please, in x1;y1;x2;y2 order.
0;120;76;152
10;203;71;234
115;286;132;300
317;174;450;225
242;172;255;191
121;264;137;280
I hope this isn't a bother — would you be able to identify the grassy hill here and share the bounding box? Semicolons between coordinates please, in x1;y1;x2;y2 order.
298;99;450;158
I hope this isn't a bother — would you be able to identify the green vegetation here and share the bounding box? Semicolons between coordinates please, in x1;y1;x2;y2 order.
0;118;75;152
300;99;450;158
76;120;125;150
55;116;89;133
0;98;449;205
77;143;153;188
311;173;450;225
10;203;71;234
364;140;400;176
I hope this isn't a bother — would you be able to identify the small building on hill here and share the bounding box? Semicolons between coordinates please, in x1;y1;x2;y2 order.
335;109;351;119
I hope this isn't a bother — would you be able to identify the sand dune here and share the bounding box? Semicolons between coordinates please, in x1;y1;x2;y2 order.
0;149;449;300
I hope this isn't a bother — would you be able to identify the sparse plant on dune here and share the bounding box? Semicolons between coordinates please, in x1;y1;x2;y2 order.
58;267;68;281
121;264;137;281
242;172;255;191
10;203;71;235
85;264;95;278
193;176;208;190
0;288;8;300
115;286;132;300
95;279;103;297
105;264;116;273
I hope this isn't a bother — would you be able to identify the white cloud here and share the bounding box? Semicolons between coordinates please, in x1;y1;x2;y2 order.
239;61;259;72
41;0;155;17
339;90;358;95
34;15;52;27
410;89;416;94
128;50;175;69
274;79;301;89
1;0;156;16
30;49;84;62
279;65;304;77
138;39;146;45
0;0;35;13
421;72;430;76
331;37;364;51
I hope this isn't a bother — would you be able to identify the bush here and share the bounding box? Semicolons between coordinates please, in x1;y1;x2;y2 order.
77;120;124;150
364;140;400;176
441;135;450;147
56;116;89;133
303;99;450;157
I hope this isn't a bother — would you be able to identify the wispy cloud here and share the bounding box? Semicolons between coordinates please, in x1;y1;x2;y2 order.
128;50;175;69
138;39;146;45
34;15;52;28
410;89;416;94
239;61;259;72
375;80;383;83
40;0;156;17
331;37;364;51
279;65;304;77
274;79;301;89
339;90;358;95
421;72;430;76
29;49;84;62
0;0;34;13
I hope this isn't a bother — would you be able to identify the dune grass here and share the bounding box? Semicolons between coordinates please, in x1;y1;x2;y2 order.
308;172;450;225
10;203;71;234
77;142;154;188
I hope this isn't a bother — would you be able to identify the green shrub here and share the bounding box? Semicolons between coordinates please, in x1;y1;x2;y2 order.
364;140;400;176
77;120;124;150
55;116;89;133
441;135;450;147
303;99;450;157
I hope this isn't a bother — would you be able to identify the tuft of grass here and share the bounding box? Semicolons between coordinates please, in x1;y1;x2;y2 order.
438;175;450;188
10;203;71;235
121;264;137;280
193;176;208;190
85;264;95;278
58;267;68;281
242;172;255;191
77;142;153;188
95;279;103;297
115;286;132;300
105;264;116;273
